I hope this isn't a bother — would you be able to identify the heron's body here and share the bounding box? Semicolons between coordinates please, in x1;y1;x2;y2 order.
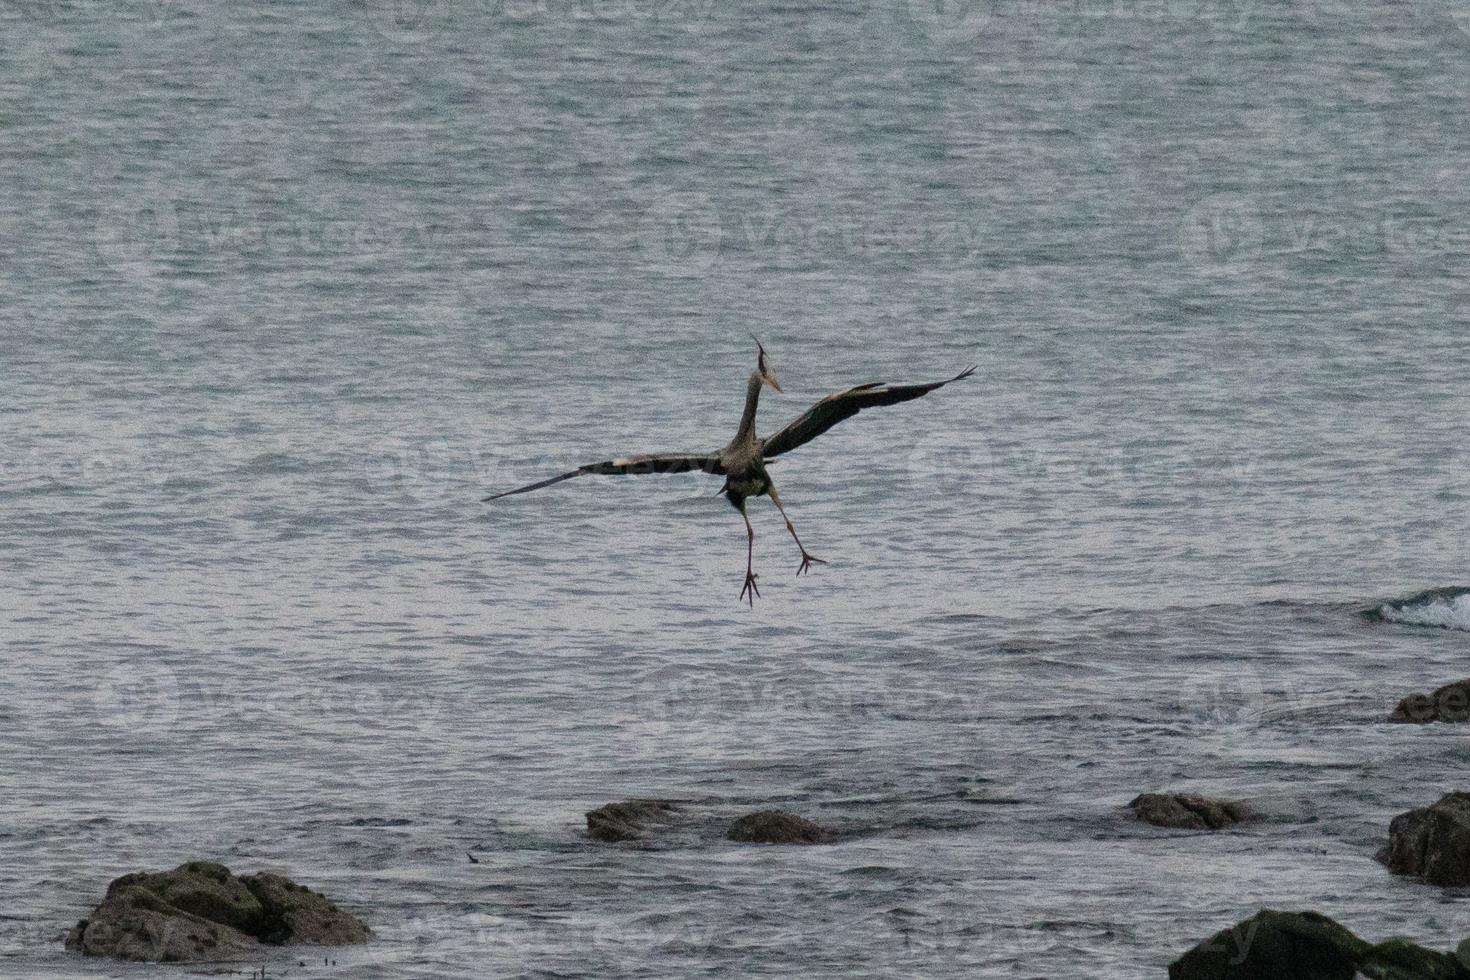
717;372;775;510
485;343;975;604
720;473;770;509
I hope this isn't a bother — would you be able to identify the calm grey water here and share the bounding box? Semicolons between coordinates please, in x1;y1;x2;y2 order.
4;1;1470;977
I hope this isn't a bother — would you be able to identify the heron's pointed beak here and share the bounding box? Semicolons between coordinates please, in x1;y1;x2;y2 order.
754;336;780;390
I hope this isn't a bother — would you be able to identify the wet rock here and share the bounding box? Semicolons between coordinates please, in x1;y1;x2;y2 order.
65;886;258;963
1169;910;1366;980
1130;793;1248;830
1390;679;1470;723
238;872;371;946
585;799;679;842
1169;909;1470;980
101;861;264;933
1378;792;1470;886
1360;938;1470;980
727;810;835;845
65;862;370;962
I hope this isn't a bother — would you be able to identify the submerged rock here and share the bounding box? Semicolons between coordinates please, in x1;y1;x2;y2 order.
1169;909;1470;980
727;810;835;845
65;862;370;962
1130;793;1249;830
584;801;835;845
1378;792;1470;886
1390;679;1470;723
585;799;680;843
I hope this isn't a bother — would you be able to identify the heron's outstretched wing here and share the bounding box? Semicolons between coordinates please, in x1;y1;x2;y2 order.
484;453;725;501
761;366;976;459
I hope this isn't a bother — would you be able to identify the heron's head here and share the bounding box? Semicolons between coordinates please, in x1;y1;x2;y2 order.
755;338;782;392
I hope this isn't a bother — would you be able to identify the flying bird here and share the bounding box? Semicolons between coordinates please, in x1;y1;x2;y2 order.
485;343;975;605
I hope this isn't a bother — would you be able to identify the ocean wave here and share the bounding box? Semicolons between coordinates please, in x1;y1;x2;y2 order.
1365;587;1470;632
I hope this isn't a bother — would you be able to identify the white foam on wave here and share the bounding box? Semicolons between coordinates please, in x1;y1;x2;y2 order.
1376;589;1470;632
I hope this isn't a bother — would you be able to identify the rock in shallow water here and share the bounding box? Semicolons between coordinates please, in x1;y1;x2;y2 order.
585;799;680;842
1169;910;1364;979
65;861;370;962
726;810;835;845
1169;909;1470;980
1130;793;1249;830
1378;792;1470;887
244;871;371;946
584;801;835;845
1390;679;1470;723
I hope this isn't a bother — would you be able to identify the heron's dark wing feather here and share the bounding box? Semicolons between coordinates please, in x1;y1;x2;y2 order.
761;366;976;459
484;453;725;501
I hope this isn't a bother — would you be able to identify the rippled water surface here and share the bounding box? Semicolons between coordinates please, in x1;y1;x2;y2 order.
4;2;1470;977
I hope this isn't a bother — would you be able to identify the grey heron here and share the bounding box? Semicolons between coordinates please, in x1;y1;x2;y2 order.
485;343;976;604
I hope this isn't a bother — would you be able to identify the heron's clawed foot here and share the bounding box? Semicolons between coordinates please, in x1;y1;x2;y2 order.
740;571;761;606
796;552;826;576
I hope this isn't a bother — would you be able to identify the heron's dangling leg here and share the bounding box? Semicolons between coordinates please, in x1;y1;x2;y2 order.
768;483;826;576
738;504;760;606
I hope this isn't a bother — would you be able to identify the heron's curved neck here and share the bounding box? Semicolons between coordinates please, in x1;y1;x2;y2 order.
735;371;763;441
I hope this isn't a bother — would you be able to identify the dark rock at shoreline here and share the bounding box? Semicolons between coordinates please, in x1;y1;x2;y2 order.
1169;909;1470;980
1390;679;1470;723
1169;910;1364;979
727;810;835;845
585;799;680;842
1378;792;1470;886
65;861;370;962
1130;793;1249;830
242;871;370;946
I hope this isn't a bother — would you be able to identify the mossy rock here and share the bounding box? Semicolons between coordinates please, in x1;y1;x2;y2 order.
1379;792;1470;886
66;885;258;962
103;862;264;934
1170;910;1470;980
1131;793;1249;831
1360;938;1470;980
585;799;680;842
1169;910;1367;979
241;872;370;945
66;862;370;963
1389;679;1470;723
727;810;835;845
